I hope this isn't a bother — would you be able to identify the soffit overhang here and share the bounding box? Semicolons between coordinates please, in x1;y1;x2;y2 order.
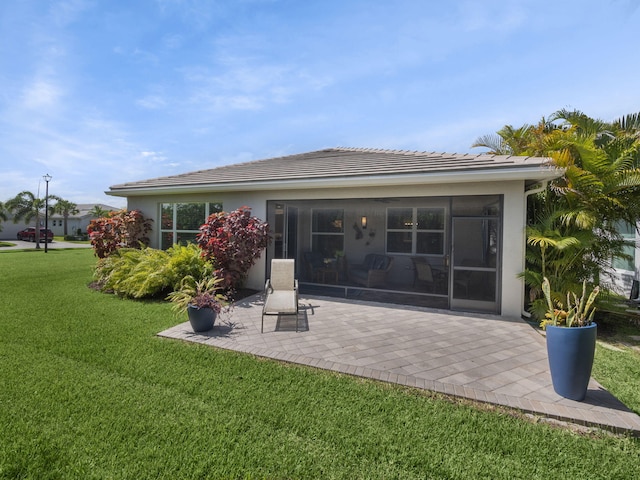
107;166;562;198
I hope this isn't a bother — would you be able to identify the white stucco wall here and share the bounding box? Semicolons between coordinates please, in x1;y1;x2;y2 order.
499;183;527;318
0;219;32;240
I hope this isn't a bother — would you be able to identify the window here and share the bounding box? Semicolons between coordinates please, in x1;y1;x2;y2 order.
612;221;637;271
160;202;222;249
417;208;445;254
311;209;344;258
387;207;445;255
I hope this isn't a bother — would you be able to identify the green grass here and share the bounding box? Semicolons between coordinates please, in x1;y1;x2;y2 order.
1;249;640;479
54;236;90;244
593;314;640;416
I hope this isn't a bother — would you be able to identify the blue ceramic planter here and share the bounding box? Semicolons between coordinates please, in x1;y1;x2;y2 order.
187;305;216;332
546;323;597;401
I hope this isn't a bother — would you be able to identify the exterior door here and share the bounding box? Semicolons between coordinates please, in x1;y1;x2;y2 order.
450;216;500;313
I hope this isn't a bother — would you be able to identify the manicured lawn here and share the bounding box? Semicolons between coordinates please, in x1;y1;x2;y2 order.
1;249;639;479
53;236;90;244
593;339;640;417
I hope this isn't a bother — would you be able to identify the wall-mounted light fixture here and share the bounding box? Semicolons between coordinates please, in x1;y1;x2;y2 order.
361;216;367;229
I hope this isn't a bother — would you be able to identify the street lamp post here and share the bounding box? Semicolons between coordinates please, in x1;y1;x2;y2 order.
43;174;52;253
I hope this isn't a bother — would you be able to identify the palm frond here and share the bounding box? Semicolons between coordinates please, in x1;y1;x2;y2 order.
470;134;512;155
614;112;640;132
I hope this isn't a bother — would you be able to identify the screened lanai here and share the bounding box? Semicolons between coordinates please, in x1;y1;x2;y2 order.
266;194;502;314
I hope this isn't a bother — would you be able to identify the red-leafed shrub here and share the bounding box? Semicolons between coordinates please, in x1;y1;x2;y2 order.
196;206;271;290
88;209;153;258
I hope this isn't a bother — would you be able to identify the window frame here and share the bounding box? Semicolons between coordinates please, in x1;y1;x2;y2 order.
386;206;446;256
159;202;222;249
612;221;637;272
310;208;345;258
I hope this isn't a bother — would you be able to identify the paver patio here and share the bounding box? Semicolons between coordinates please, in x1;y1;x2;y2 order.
158;294;640;436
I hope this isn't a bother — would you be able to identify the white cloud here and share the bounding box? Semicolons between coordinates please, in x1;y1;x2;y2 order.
49;0;92;27
183;60;331;113
136;95;167;110
192;92;263;111
139;151;168;162
163;33;184;49
457;1;526;33
21;80;64;109
132;48;159;66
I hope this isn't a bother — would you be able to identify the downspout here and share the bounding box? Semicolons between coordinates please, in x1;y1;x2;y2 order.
521;181;548;318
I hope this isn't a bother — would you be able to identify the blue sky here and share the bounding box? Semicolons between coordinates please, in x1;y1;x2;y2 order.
1;0;639;208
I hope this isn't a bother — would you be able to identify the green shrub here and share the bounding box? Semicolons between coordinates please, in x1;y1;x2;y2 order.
64;234;88;241
94;243;212;298
164;243;213;285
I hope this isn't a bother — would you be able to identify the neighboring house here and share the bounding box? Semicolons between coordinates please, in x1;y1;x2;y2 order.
107;147;562;318
0;214;49;241
0;203;119;240
49;203;120;237
0;214;27;240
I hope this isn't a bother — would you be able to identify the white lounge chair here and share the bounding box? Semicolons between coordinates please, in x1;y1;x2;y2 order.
262;259;299;333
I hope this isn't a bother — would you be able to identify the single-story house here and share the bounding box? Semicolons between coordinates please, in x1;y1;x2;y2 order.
49;203;120;237
0;203;119;240
107;147;563;318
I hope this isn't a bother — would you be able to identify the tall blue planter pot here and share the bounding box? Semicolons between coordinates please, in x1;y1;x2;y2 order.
546;323;597;401
187;305;216;332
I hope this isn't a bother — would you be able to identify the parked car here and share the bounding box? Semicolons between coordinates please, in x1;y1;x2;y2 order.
17;227;54;242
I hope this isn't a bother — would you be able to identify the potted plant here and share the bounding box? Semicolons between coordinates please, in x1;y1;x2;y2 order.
540;277;600;401
167;276;228;332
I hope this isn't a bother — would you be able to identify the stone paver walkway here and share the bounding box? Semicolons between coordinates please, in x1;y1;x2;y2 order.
158;294;640;436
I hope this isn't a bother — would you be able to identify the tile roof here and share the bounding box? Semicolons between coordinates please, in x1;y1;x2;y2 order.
49;203;121;219
108;147;557;193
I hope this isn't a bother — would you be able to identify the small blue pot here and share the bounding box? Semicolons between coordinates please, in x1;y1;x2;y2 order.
546;323;597;401
187;305;216;332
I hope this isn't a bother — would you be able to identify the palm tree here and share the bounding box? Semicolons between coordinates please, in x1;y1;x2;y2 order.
474;109;640;317
89;205;112;218
5;191;61;248
52;199;79;236
471;118;559;156
6;191;46;248
471;124;532;155
546;111;640;228
614;112;640;132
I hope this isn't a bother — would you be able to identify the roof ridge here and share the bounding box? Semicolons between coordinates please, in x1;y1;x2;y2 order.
336;146;425;155
333;147;534;161
334;146;481;157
